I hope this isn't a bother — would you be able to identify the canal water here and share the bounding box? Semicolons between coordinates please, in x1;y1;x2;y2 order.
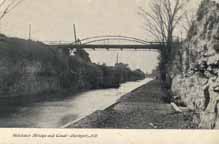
0;78;152;128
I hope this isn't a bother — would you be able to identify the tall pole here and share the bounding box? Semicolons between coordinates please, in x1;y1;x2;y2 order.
0;22;1;34
116;53;119;64
28;24;31;40
27;24;32;51
73;24;77;42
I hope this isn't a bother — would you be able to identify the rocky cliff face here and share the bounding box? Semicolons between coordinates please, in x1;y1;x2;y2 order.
171;0;219;129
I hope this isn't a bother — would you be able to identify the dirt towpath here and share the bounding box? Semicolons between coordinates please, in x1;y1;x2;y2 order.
67;80;196;129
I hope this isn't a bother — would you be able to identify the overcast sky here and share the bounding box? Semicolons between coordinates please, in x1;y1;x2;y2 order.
1;0;150;41
1;0;199;41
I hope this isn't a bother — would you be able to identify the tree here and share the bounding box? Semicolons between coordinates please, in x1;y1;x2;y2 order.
0;0;24;21
139;0;191;83
139;0;191;53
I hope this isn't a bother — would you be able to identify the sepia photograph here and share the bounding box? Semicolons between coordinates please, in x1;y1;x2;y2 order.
0;0;219;139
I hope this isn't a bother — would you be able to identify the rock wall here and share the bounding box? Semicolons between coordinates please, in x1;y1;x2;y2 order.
171;0;219;129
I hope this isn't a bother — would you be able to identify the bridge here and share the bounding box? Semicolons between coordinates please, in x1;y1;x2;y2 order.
45;35;164;50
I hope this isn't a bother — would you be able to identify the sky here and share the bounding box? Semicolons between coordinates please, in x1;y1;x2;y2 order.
1;0;149;41
0;0;200;41
0;0;200;73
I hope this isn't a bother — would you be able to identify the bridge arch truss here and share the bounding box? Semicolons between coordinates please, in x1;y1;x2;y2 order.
76;35;158;45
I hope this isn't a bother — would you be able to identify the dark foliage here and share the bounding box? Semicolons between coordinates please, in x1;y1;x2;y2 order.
0;34;145;104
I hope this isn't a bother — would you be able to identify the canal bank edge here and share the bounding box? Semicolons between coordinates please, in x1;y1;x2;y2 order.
60;78;153;128
63;79;197;129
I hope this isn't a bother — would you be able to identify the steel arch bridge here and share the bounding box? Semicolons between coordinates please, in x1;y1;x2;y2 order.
47;35;164;50
78;35;150;45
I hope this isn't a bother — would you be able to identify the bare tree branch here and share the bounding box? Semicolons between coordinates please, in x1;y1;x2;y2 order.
139;0;191;44
0;0;24;21
138;0;194;68
181;9;196;33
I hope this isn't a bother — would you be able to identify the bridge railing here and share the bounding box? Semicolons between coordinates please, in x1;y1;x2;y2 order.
44;41;164;46
43;35;165;46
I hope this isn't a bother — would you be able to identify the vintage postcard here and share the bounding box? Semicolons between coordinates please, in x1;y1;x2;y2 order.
0;0;219;143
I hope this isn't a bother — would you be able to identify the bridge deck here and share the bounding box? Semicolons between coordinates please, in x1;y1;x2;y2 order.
50;44;161;50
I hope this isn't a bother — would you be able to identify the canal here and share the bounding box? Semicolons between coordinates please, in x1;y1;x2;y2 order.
0;78;152;128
